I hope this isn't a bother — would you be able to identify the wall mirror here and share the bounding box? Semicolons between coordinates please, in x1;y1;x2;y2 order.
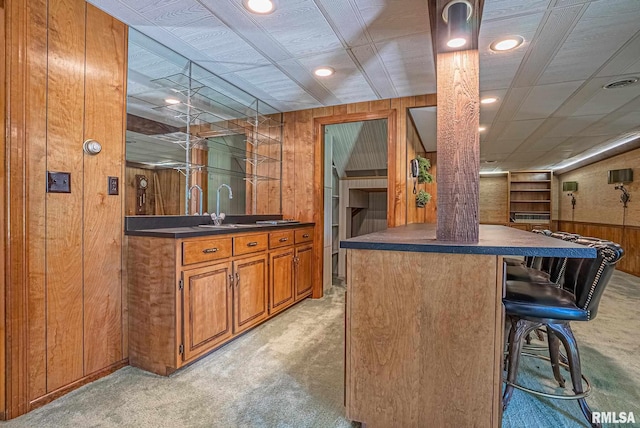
125;30;283;216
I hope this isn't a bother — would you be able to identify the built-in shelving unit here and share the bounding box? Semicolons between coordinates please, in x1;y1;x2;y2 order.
508;171;552;225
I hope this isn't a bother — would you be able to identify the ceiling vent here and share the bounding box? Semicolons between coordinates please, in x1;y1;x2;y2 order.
603;77;639;89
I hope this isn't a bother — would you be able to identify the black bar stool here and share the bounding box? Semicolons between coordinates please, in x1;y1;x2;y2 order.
502;239;624;427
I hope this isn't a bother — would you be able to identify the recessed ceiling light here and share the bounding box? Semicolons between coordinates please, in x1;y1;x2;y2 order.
165;98;181;105
478;126;486;132
314;67;334;77
490;36;524;52
447;38;467;48
243;0;275;14
480;97;498;104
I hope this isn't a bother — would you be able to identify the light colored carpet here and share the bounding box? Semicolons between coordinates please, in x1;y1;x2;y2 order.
3;271;639;428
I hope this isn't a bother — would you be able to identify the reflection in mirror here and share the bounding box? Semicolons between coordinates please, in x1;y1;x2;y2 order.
125;29;282;216
407;106;437;224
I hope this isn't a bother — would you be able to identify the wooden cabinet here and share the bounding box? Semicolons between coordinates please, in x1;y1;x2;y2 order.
128;225;315;375
508;171;552;228
233;254;269;334
294;245;313;300
182;262;233;361
269;248;295;315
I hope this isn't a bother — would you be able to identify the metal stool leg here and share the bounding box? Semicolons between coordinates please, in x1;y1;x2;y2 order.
548;322;601;428
547;330;566;388
503;317;541;411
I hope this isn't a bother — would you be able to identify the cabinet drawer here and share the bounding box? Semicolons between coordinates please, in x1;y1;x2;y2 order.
182;238;232;266
233;233;268;256
269;230;294;249
295;228;314;244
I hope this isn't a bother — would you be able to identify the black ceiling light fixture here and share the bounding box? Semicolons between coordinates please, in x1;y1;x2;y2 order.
442;0;473;50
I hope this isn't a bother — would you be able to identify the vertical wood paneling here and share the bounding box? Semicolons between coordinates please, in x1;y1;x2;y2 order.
45;0;86;392
0;0;6;416
281;112;296;218
281;96;436;297
436;50;480;242
480;175;508;223
6;0;31;416
82;5;125;375
26;0;48;402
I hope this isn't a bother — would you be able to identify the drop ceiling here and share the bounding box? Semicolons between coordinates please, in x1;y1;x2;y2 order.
88;0;640;172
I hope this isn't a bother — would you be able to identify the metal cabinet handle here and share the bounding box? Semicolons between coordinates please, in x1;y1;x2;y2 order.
302;234;310;238
202;247;218;254
247;241;258;247
235;272;240;287
279;237;288;242
228;273;234;288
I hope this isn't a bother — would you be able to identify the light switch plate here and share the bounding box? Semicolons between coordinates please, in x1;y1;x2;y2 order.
47;171;71;193
108;176;119;195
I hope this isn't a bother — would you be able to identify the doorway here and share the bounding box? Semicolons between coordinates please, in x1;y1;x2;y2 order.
323;119;389;289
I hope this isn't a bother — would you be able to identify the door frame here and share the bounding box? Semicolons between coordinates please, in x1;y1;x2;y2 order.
313;111;396;293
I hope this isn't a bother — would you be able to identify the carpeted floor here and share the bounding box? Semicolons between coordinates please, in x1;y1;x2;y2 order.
3;271;639;428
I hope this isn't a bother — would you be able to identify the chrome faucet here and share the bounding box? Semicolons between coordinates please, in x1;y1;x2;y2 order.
188;184;203;216
213;184;233;225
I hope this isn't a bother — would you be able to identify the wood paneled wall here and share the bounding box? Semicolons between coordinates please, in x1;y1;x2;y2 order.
406;113;437;224
556;148;640;227
125;166;185;216
479;175;508;223
281;96;436;297
4;0;128;419
556;221;639;277
0;0;6;417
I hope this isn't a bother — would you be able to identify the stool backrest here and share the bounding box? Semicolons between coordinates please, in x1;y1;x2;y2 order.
565;239;624;320
547;232;581;283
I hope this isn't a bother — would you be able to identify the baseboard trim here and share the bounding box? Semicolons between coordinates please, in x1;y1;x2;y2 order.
28;359;129;412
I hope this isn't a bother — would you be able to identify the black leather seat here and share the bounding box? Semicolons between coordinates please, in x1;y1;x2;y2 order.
506;230;578;284
502;239;624;428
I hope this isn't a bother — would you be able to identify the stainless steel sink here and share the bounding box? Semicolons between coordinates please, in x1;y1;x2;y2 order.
198;224;257;229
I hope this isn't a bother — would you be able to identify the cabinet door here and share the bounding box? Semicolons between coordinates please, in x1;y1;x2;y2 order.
295;245;313;300
233;254;268;334
269;248;294;315
182;262;233;362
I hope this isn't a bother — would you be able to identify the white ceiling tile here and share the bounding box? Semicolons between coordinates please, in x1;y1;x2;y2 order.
579;111;640;137
545;114;605;137
514;80;584;120
571;83;640;116
481;0;551;21
524;137;568;152
497;119;545;141
539;0;640;84
353;0;428;42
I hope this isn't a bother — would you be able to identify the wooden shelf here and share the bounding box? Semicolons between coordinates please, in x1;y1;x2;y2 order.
508;170;552;224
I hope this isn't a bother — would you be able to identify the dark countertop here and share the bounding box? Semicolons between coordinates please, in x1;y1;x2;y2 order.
340;224;596;257
126;222;315;239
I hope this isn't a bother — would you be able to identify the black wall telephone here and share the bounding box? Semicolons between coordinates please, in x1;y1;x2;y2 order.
410;158;419;178
410;158;419;194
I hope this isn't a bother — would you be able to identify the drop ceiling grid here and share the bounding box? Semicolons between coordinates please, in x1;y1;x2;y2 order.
167;16;271;73
478;12;546;91
481;0;552;21
351;0;428;43
291;52;378;103
255;0;344;57
513;80;585;121
511;4;586;88
374;33;435;95
537;0;640;84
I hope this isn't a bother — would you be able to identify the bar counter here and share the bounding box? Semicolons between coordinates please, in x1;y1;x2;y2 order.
340;224;595;428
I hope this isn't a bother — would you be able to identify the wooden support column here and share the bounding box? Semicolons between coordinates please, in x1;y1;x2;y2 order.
430;0;483;242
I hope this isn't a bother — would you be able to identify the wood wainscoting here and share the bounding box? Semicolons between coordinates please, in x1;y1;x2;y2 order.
556;221;640;277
